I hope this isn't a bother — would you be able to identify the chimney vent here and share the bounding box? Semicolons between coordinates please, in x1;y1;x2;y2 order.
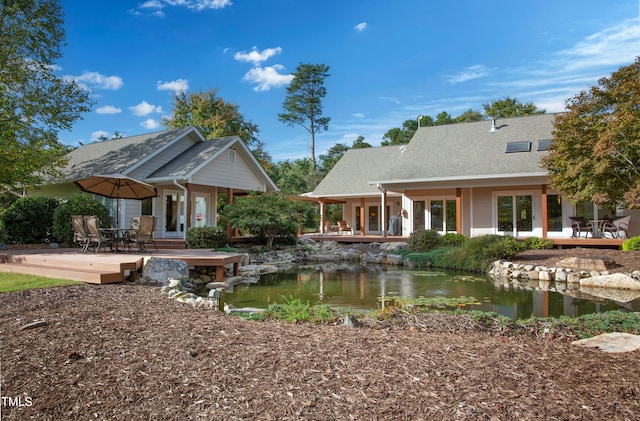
490;119;499;132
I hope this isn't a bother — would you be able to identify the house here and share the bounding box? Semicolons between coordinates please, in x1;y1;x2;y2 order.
31;126;278;239
307;113;638;239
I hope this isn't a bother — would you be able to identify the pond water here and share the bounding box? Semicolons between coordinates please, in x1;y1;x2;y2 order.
223;264;640;320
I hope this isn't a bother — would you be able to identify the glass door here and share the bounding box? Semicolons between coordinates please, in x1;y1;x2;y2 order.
194;194;208;228
165;191;184;237
496;194;533;236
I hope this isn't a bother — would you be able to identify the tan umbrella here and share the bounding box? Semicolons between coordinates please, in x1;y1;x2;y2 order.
74;174;157;229
74;174;157;200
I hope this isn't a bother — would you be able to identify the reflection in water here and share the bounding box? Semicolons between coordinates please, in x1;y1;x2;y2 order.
225;264;640;320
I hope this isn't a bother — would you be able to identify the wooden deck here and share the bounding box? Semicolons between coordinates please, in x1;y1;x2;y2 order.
0;248;242;284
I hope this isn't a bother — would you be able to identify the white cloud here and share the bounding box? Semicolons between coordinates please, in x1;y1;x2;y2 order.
90;130;110;141
556;19;640;71
129;101;163;116
352;113;365;119
96;105;122;115
134;0;231;15
69;71;123;90
157;79;189;93
445;64;492;85
242;65;294;92
141;119;162;130
354;22;367;32
234;47;283;66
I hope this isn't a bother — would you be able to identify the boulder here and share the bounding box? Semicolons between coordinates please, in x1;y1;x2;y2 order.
556;256;615;272
580;273;640;290
572;332;640;353
142;257;190;286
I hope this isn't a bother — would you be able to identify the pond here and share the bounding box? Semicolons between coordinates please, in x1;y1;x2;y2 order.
223;264;640;320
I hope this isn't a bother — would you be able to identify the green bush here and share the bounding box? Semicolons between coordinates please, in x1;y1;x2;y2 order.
622;236;640;251
186;226;229;249
52;193;111;246
2;196;60;244
481;236;526;260
523;236;553;250
440;233;467;247
408;229;441;252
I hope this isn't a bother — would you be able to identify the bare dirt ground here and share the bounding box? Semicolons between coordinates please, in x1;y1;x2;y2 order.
1;248;639;420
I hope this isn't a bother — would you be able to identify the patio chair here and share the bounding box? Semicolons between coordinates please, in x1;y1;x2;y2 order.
71;215;90;253
84;215;113;252
122;217;140;251
602;215;631;239
337;220;353;235
569;216;592;238
132;215;157;251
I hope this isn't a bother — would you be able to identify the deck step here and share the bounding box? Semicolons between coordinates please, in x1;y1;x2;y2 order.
1;263;122;284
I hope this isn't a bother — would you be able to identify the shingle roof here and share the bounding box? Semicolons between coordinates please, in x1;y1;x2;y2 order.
310;145;405;197
148;136;237;179
62;127;194;181
310;113;557;197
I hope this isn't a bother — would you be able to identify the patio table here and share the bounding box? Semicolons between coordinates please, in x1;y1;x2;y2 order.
588;219;606;238
100;228;138;252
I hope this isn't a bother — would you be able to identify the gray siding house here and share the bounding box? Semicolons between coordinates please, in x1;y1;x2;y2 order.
32;127;278;239
307;114;638;238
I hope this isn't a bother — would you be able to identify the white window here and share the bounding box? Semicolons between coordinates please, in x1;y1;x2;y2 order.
228;149;236;163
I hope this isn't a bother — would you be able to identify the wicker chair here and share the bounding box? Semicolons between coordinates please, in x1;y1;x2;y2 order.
602;215;631;238
569;216;592;238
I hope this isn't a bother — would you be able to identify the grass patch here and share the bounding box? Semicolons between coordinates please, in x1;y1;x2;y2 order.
0;272;80;293
260;296;340;323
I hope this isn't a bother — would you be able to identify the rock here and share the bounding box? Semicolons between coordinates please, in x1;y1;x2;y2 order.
142;257;190;286
580;273;640;290
380;242;409;251
206;282;227;290
566;272;582;284
556;256;615;272
167;278;182;288
297;237;317;246
579;286;640;303
572;332;640;353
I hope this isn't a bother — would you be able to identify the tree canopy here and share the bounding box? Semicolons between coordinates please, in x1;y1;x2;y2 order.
0;0;93;191
483;97;545;118
278;63;331;169
542;58;640;209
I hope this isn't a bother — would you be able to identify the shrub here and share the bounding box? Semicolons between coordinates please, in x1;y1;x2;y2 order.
2;196;60;244
523;236;553;250
408;229;441;252
440;233;467;247
52;193;111;246
481;236;526;260
622;236;640;251
186;226;229;249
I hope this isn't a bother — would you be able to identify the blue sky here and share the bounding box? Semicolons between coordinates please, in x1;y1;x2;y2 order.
57;0;639;162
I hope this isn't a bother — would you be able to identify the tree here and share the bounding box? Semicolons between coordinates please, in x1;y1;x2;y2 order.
542;59;640;209
0;0;93;192
267;158;320;195
381;119;420;146
319;143;349;175
351;135;372;149
435;111;454;125
163;89;268;164
454;109;484;123
483;97;545;118
278;63;331;169
222;192;316;249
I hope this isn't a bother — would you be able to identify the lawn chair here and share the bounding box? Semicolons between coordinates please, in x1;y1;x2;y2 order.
602;215;631;238
71;215;90;253
132;215;157;251
569;216;592;238
84;215;113;252
337;220;353;235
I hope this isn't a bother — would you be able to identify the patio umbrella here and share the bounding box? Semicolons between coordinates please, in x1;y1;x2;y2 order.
74;174;157;200
74;174;157;228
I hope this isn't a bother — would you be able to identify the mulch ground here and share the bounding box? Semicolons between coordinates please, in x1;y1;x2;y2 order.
1;276;639;420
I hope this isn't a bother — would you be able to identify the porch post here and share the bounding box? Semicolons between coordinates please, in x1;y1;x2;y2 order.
541;184;548;239
185;183;192;229
360;197;365;236
320;201;326;234
381;189;387;238
456;188;462;235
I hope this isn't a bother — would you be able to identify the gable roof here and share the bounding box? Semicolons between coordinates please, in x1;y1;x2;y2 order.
61;127;199;181
310;113;557;197
310;145;405;197
373;113;556;185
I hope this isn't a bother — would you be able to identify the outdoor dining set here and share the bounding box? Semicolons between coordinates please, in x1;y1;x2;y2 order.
569;215;631;239
72;214;157;253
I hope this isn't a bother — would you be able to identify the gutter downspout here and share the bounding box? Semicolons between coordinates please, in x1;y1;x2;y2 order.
173;179;188;240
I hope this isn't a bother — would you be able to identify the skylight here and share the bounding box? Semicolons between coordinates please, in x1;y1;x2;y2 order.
537;139;553;151
505;141;531;153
